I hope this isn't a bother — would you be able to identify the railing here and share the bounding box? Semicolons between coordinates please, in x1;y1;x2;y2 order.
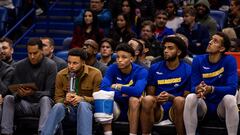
2;8;36;48
2;0;59;48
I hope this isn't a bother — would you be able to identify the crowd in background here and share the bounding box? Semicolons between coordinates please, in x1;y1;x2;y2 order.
0;0;240;135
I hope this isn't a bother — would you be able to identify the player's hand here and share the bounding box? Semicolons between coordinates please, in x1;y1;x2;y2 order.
157;91;169;104
65;92;75;103
70;95;84;106
195;81;206;99
111;84;123;91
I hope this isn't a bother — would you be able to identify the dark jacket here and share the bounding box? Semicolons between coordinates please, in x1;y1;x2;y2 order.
51;55;67;72
0;61;13;97
195;0;217;36
108;28;136;48
177;22;210;55
70;26;104;49
12;57;57;102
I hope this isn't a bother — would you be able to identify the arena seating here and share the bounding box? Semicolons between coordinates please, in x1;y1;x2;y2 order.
177;9;227;30
0;7;8;37
2;0;239;135
209;10;227;30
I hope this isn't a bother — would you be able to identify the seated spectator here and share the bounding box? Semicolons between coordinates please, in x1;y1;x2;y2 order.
229;38;240;52
40;37;67;71
120;0;134;18
0;37;15;65
184;32;239;135
140;20;163;57
99;38;116;66
154;10;175;42
175;33;193;64
128;38;149;69
0;45;14;121
222;27;237;40
132;0;155;21
141;35;191;135
75;0;112;36
194;0;218;36
83;39;107;76
125;0;154;36
70;9;104;49
0;0;16;28
41;48;102;135
119;0;141;37
177;6;210;55
109;13;136;46
99;43;148;135
1;38;57;135
227;0;240;38
138;39;152;67
165;0;184;32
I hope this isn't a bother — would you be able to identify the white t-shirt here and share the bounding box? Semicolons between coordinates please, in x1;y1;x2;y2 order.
166;17;183;32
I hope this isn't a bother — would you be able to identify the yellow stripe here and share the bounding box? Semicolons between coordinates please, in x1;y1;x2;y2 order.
157;78;181;85
202;67;224;78
122;80;134;87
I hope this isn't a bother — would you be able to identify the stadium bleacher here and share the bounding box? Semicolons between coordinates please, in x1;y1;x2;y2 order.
0;7;8;37
209;10;227;30
12;0;22;19
177;9;227;31
0;0;239;135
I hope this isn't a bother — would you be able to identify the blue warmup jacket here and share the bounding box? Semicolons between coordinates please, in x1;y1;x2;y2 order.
191;54;238;104
100;63;148;101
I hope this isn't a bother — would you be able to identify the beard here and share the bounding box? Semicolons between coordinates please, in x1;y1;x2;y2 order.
164;53;178;61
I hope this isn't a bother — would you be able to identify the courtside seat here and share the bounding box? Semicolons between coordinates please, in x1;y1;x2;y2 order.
14;116;39;135
55;50;68;61
210;10;227;30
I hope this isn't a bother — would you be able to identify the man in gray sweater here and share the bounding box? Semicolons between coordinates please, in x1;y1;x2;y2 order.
1;38;57;135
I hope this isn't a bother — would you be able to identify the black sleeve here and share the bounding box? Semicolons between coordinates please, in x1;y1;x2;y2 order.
0;67;14;97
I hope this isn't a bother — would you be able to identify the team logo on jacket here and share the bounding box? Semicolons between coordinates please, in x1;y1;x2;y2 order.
202;66;210;70
117;77;122;81
156;71;163;75
174;84;179;87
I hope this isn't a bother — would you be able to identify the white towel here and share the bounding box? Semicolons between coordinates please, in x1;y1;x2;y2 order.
93;90;115;123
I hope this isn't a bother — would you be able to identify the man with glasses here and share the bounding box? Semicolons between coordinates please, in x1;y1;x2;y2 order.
83;39;107;76
184;32;239;135
140;20;162;58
